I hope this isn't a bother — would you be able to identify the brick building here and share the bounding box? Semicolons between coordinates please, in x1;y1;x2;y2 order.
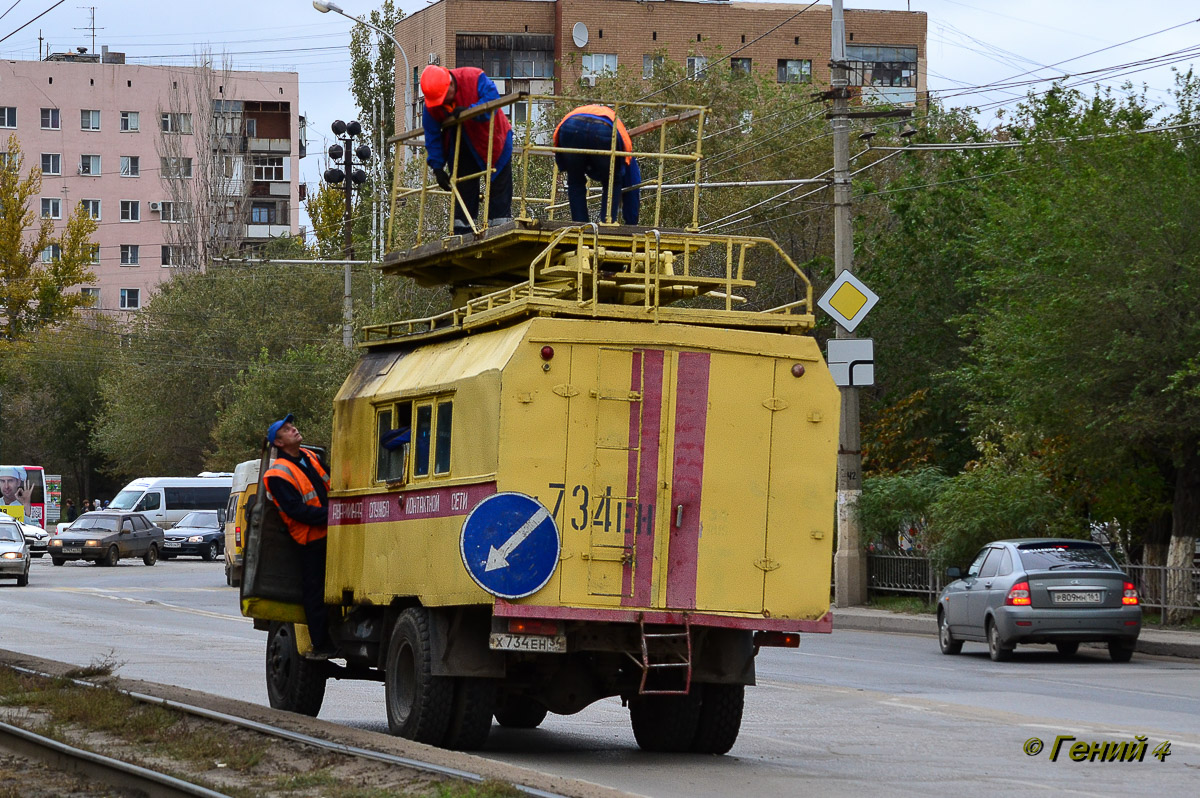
0;49;304;313
394;0;926;130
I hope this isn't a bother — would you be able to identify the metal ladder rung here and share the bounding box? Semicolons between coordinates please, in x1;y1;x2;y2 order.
637;615;693;695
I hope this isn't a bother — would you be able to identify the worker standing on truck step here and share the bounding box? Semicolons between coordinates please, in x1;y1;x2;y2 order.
420;64;513;234
263;413;336;660
553;105;641;225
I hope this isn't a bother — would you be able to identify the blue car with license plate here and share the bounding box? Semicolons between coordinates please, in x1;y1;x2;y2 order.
937;539;1141;662
161;511;224;561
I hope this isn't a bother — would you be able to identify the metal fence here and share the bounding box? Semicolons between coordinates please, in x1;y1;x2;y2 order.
866;553;1200;625
866;552;943;603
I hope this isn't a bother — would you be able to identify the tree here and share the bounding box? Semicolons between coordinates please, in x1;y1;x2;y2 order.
0;134;97;343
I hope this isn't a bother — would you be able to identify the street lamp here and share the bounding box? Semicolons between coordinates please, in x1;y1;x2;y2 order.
323;119;372;347
312;0;412;132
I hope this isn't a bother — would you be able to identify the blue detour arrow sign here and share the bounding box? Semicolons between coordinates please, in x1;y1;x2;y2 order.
460;492;561;599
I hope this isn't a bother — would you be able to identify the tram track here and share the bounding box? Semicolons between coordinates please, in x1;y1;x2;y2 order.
0;652;629;798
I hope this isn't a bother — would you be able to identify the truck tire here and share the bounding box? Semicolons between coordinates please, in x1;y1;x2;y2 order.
494;696;548;729
629;692;702;752
690;683;744;754
265;622;326;717
442;677;495;750
385;608;454;745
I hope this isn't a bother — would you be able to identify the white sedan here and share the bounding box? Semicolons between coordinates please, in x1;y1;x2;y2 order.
19;522;49;558
0;519;30;585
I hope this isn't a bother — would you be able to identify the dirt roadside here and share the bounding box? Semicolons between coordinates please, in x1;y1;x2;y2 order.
0;648;635;798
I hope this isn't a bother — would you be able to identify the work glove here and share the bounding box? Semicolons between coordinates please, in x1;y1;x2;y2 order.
433;168;451;192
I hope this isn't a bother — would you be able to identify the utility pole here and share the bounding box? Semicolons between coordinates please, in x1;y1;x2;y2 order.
830;0;867;608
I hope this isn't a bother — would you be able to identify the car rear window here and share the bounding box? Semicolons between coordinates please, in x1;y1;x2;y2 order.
1017;542;1118;571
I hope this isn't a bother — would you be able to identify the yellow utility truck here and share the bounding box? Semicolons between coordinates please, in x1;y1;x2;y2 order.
241;97;840;753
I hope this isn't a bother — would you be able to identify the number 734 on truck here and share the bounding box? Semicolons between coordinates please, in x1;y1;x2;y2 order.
240;95;841;754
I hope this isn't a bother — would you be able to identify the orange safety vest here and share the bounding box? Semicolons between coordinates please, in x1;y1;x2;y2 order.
264;448;330;545
553;105;633;165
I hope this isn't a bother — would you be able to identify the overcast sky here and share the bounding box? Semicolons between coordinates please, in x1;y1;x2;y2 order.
3;0;1199;221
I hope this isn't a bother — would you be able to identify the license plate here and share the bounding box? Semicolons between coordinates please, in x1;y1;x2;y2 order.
1052;591;1102;604
63;547;81;554
489;633;567;653
164;541;182;548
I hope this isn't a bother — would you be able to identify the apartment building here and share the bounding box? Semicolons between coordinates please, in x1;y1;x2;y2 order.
0;49;304;313
394;0;926;129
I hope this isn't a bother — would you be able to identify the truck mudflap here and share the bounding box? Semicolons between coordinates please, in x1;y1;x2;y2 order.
493;599;834;634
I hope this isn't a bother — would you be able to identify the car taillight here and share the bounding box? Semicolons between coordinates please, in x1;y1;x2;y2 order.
235;526;242;546
1006;581;1032;606
1122;582;1139;605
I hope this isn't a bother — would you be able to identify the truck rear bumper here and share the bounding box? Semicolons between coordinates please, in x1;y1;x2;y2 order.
494;599;832;633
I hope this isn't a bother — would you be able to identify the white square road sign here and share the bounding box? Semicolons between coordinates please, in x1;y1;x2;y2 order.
827;338;875;387
817;270;879;333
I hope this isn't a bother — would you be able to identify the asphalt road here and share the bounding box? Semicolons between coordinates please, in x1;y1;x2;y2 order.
2;557;1198;797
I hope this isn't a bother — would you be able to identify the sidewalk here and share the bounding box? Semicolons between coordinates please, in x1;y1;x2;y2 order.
832;606;1200;660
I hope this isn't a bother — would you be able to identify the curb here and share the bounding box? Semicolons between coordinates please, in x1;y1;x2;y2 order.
831;609;1200;660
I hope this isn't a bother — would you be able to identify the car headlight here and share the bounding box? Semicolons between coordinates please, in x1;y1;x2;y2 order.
1;552;23;559
187;535;205;543
50;539;61;547
85;540;101;547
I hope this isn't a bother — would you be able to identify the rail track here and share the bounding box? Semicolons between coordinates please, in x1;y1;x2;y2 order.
0;662;575;798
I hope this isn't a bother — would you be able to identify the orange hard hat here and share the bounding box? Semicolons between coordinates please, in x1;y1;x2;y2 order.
421;65;452;107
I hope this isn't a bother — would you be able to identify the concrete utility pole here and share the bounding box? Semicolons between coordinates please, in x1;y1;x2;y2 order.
830;0;867;608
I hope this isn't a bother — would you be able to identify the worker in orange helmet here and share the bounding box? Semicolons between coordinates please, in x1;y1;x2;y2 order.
420;64;513;234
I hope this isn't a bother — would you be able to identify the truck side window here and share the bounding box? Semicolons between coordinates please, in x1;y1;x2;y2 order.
414;404;433;477
435;401;452;475
376;403;411;483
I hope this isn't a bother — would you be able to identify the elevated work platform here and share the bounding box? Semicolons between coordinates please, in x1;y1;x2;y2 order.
375;96;816;347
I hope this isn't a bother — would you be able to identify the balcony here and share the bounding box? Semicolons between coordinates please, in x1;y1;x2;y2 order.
248;137;290;153
245;223;291;239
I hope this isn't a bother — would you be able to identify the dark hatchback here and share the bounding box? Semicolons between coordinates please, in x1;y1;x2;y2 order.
161;511;224;561
48;511;164;567
937;539;1141;662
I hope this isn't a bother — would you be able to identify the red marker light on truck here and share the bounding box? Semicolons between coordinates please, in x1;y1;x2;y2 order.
1005;581;1032;606
541;346;554;360
791;363;805;377
509;618;559;636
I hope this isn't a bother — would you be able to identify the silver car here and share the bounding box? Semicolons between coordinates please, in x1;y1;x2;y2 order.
0;518;31;586
937;539;1141;662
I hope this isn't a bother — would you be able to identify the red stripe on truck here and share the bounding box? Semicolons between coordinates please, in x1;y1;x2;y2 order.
329;481;497;525
666;351;710;609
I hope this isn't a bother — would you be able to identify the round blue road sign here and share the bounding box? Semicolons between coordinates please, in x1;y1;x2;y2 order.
460;492;561;599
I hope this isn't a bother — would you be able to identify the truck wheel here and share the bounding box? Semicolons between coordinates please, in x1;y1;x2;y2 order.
143;545;158;566
690;683;744;754
385;608;453;745
442;677;495;750
102;545;119;567
225;564;234;586
265;622;327;717
494;695;548;729
629;692;702;752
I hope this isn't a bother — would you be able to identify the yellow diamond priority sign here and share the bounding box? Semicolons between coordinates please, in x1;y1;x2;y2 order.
817;270;878;333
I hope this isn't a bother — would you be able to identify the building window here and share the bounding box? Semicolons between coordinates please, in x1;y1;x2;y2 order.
160;156;193;178
0;107;16;127
250;202;277;224
79;154;101;175
120;200;140;222
88;245;100;264
642;54;664;80
120;155;139;177
731;57;752;75
846;45;917;88
581;53;618;79
252;156;284;182
161;201;189;222
160;112;193;134
40;153;61;175
454;34;554;79
120;244;140;265
41;197;61;219
81;109;101;130
777;59;813;84
687;56;709;80
220;155;237;179
80;199;101;219
40;108;60;129
244;118;257;138
161;245;182;266
41;245;61;262
120;111;139;131
119;288;141;309
81;287;100;305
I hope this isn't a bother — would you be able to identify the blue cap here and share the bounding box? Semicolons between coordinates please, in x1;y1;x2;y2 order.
0;466;25;481
266;413;295;446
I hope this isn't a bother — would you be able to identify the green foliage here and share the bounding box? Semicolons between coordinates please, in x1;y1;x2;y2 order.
859;467;947;550
0;134;97;342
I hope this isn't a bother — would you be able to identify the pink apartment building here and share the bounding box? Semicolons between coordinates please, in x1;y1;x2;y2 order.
0;49;304;312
